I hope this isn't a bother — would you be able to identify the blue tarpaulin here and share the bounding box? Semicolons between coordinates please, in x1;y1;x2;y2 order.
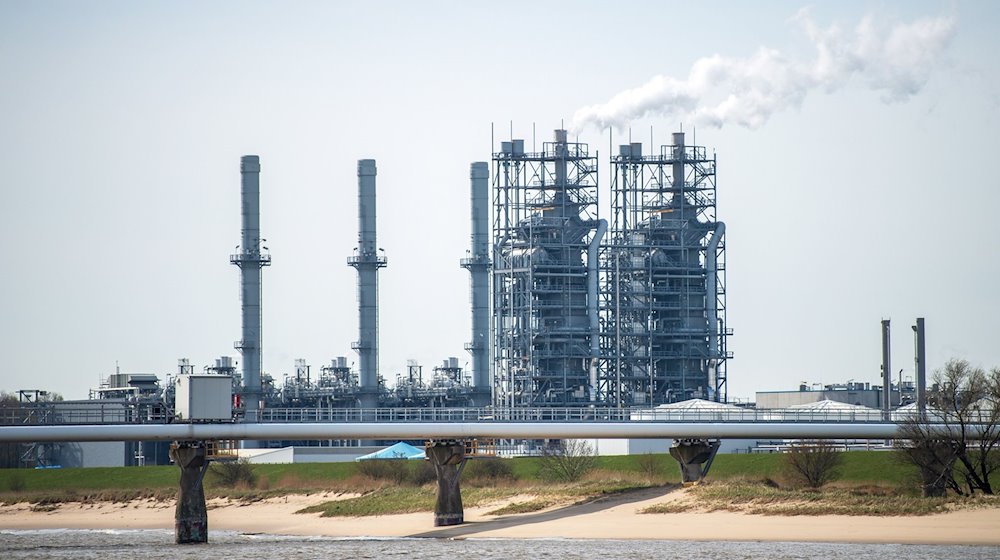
355;442;426;461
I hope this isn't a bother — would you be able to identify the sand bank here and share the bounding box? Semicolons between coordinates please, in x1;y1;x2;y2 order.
2;487;998;546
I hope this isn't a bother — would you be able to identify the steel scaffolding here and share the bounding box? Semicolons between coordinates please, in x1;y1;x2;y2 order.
492;129;600;407
604;132;730;406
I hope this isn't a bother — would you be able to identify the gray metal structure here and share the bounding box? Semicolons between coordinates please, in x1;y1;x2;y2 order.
230;155;271;437
913;317;926;414
348;159;387;408
492;129;601;407
462;162;492;405
605;132;729;406
881;319;891;416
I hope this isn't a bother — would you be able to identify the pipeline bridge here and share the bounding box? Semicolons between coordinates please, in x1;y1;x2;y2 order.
0;407;938;544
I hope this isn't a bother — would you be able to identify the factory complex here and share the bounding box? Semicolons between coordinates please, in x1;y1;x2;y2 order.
2;127;925;467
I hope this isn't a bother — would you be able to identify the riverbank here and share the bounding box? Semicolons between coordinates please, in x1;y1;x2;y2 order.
3;485;999;546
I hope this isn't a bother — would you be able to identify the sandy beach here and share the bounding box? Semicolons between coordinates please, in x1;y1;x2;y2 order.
2;486;999;546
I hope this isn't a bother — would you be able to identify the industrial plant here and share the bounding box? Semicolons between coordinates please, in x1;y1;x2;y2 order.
173;127;732;417
1;124;927;470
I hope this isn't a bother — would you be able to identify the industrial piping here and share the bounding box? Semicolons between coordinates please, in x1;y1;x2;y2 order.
349;159;386;408
463;162;491;405
0;421;930;443
230;155;270;441
588;219;608;402
706;221;725;398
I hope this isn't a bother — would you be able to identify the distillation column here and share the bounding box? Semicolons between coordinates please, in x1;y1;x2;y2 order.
607;132;728;406
462;162;491;406
492;129;599;406
231;156;270;440
348;159;387;408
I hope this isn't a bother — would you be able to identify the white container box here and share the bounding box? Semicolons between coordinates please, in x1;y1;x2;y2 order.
175;374;232;422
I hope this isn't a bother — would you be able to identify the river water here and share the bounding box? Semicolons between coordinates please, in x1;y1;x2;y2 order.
2;530;999;560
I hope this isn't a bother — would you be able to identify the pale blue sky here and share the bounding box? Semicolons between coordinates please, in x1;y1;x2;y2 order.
1;1;997;401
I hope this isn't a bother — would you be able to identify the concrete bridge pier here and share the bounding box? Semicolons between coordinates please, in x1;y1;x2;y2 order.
425;440;467;526
169;442;210;544
669;439;720;484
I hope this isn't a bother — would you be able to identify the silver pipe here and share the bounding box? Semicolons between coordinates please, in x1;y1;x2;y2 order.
705;222;725;401
706;222;725;357
588;219;608;401
0;421;931;443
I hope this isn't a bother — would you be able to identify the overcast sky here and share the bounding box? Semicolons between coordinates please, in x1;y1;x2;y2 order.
1;1;998;402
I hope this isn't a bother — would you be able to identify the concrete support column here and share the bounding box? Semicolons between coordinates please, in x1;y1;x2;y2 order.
669;439;720;484
426;441;467;526
169;442;209;544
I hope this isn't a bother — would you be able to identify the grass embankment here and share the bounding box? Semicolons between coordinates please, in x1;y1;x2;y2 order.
3;451;986;518
642;479;999;516
298;476;657;518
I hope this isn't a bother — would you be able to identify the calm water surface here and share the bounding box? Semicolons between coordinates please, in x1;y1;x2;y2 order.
1;530;998;560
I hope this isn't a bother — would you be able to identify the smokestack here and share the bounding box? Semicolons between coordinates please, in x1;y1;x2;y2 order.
231;155;271;445
913;317;927;416
348;159;386;408
463;162;491;406
881;319;891;417
672;132;685;203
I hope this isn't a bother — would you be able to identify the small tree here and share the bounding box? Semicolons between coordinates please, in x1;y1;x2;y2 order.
209;458;257;488
782;440;843;488
896;359;1000;495
537;439;598;482
636;453;664;479
895;422;962;497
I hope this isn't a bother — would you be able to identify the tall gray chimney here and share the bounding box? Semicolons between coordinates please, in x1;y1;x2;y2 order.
913;317;927;416
881;319;891;417
348;159;386;408
462;162;491;405
231;155;271;444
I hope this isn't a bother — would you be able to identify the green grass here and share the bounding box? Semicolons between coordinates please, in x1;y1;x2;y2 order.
640;479;999;516
294;479;657;518
298;487;436;517
0;450;930;508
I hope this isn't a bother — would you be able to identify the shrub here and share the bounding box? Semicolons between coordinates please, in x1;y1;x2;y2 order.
6;472;26;492
464;458;516;484
408;461;437;486
636;453;664;479
209;458;257;488
782;441;843;488
537;439;597;482
355;460;409;484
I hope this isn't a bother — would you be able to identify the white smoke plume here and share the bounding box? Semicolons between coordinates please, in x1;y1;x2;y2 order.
572;10;956;131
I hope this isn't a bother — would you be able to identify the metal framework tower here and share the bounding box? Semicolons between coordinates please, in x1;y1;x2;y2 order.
230;155;271;433
605;132;729;406
461;162;492;406
348;159;387;408
492;129;601;407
